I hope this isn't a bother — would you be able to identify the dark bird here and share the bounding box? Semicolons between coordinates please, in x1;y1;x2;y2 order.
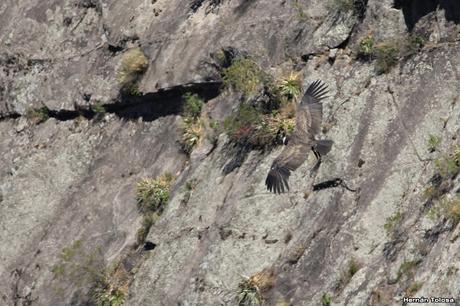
265;80;333;194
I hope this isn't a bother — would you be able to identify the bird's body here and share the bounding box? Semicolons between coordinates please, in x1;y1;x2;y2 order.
265;80;332;194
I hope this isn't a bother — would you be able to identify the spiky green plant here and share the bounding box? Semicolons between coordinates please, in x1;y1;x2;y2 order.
136;173;173;214
278;73;302;100
135;212;160;246
181;118;204;154
446;197;460;224
427;134;441;152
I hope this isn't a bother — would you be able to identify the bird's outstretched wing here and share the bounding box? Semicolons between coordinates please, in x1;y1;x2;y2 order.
265;160;291;194
297;80;328;137
265;141;311;194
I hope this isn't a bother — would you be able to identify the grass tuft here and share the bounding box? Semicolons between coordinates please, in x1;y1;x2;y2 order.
347;258;360;278
135;173;174;246
277;72;302;100
434;153;460;179
384;211;402;237
181;118;204;154
292;0;309;21
337;258;361;289
116;47;149;89
395;259;421;283
357;36;374;60
428;196;460;225
136;173;174;214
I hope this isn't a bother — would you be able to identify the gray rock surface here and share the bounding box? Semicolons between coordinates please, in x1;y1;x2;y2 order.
0;0;459;305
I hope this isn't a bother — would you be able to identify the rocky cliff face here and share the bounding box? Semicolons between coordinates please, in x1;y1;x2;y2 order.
1;0;459;305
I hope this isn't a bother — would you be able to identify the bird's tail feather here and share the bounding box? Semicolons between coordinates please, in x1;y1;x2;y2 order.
315;140;333;155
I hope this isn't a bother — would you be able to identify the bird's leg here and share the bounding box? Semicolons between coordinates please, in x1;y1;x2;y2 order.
310;147;321;177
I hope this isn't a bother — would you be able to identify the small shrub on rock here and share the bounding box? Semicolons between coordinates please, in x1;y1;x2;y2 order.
374;42;399;74
322;293;332;306
224;104;262;142
222;58;265;96
182;93;204;119
116;47;149;89
357;36;374;60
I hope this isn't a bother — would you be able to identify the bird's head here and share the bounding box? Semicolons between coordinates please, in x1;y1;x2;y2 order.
276;130;289;145
282;135;289;145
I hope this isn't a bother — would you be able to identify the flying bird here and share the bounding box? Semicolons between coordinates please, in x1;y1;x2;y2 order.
265;80;333;194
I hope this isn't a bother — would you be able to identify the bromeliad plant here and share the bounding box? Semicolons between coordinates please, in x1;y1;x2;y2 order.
181;118;204;154
277;72;302;100
136;173;174;214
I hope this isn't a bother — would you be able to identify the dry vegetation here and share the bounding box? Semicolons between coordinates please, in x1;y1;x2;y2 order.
116;47;149;90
